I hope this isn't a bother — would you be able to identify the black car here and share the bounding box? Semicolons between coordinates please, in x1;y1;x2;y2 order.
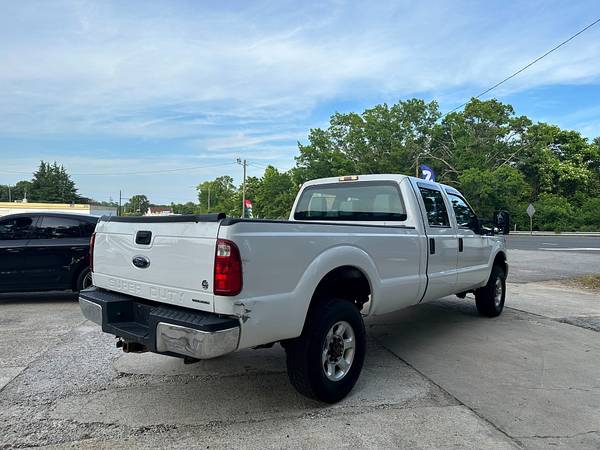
0;212;98;293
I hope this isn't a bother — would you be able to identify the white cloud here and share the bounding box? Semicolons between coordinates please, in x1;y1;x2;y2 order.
1;0;599;201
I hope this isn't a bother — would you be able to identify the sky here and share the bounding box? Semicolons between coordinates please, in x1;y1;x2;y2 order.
1;0;600;204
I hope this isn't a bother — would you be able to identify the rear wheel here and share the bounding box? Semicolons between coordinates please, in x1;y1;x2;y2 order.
285;298;366;403
75;267;93;292
475;265;505;317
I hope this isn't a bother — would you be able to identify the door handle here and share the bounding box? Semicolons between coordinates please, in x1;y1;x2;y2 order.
458;238;464;252
429;238;435;255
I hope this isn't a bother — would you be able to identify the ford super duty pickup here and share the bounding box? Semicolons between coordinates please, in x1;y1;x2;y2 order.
80;174;509;403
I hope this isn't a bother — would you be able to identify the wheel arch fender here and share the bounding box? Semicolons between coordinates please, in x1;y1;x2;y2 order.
291;245;379;335
488;248;508;280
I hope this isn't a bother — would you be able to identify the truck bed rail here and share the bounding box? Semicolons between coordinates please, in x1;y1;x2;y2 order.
99;213;226;223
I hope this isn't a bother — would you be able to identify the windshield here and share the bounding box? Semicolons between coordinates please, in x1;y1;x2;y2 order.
294;181;407;221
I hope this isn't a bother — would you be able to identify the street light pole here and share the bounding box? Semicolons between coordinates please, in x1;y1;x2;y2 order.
237;158;247;218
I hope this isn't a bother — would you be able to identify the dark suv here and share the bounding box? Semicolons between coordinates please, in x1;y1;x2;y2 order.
0;212;98;293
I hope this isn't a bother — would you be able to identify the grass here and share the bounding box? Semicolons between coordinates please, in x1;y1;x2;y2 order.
566;274;600;292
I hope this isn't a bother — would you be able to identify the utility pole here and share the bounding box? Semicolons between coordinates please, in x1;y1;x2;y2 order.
7;185;11;202
119;190;122;216
236;158;247;218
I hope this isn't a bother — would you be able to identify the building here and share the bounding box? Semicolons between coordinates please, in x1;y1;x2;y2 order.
0;201;117;218
145;206;173;216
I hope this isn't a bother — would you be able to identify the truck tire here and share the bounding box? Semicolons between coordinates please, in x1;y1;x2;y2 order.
285;298;366;403
75;267;93;292
475;265;506;317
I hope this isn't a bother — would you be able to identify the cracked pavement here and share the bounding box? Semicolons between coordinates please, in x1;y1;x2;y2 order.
1;247;599;449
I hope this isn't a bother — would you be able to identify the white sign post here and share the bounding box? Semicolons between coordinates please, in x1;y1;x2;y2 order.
526;204;535;235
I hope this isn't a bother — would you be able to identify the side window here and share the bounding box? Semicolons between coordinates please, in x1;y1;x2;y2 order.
80;221;96;237
34;216;83;239
448;194;477;228
418;187;450;227
0;217;34;240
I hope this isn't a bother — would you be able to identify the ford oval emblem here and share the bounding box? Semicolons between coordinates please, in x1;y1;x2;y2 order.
132;255;150;269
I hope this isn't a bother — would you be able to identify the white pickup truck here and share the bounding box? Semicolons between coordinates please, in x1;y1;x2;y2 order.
80;174;509;403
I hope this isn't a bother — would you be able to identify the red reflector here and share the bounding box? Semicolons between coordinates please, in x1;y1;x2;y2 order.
89;232;96;272
214;239;242;296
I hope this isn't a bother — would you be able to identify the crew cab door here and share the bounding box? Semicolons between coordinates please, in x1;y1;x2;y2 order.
447;193;494;291
0;215;34;292
414;182;458;301
24;215;90;290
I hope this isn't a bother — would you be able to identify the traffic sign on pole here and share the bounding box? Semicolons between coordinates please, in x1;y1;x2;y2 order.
526;204;535;235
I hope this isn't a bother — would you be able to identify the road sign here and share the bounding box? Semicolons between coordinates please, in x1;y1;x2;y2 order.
526;203;535;235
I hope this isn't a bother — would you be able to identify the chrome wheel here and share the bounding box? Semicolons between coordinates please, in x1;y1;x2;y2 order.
494;278;503;308
322;321;355;382
82;271;93;289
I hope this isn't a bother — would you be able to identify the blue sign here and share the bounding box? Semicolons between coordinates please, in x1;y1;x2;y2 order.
419;164;436;182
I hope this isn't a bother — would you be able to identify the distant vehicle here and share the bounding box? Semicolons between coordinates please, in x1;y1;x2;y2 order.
81;174;510;403
0;212;98;293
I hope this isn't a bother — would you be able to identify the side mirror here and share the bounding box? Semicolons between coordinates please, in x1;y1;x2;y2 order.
494;211;510;235
477;218;495;236
468;216;482;234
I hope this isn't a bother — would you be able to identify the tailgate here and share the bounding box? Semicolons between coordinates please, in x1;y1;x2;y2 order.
92;214;224;312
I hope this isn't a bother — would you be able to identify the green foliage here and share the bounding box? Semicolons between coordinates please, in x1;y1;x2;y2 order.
247;166;297;219
171;202;202;215
29;161;80;203
197;176;239;216
0;181;32;202
124;194;150;216
4;101;597;231
458;166;530;226
533;194;576;232
577;197;600;230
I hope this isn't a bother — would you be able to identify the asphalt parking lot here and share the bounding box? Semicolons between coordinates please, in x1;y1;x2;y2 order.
1;239;599;449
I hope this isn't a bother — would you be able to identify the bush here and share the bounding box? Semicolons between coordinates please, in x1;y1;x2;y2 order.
533;194;576;231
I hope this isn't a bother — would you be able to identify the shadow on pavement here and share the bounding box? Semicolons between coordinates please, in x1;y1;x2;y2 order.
0;291;78;304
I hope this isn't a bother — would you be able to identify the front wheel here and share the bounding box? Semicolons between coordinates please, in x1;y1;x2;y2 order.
475;266;506;317
285;298;366;403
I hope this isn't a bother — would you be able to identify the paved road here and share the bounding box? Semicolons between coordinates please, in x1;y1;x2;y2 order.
505;236;600;283
0;247;599;449
507;235;600;253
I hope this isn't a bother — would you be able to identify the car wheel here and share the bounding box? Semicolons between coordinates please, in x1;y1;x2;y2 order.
75;267;93;292
475;265;506;317
285;298;366;403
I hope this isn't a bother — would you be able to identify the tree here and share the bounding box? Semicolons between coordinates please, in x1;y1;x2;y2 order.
458;166;531;227
295;99;440;183
171;202;201;215
197;176;238;216
251;166;297;219
29;161;80;203
0;181;32;202
125;195;150;215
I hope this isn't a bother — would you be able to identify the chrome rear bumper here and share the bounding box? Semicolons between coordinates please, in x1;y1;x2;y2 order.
79;287;240;360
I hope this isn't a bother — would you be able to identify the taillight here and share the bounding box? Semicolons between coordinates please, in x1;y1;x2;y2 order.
214;239;242;296
89;233;96;272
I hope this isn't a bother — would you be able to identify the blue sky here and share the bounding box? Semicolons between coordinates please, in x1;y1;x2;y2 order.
1;0;599;204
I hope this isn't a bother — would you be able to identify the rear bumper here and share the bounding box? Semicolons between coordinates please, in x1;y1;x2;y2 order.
79;287;240;359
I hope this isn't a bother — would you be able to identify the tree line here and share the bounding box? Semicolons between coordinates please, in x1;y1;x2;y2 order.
185;98;600;231
3;98;599;230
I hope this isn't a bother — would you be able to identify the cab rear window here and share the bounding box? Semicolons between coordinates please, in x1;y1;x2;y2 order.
294;181;407;221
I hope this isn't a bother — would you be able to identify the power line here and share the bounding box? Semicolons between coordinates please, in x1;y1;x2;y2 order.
445;16;600;115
